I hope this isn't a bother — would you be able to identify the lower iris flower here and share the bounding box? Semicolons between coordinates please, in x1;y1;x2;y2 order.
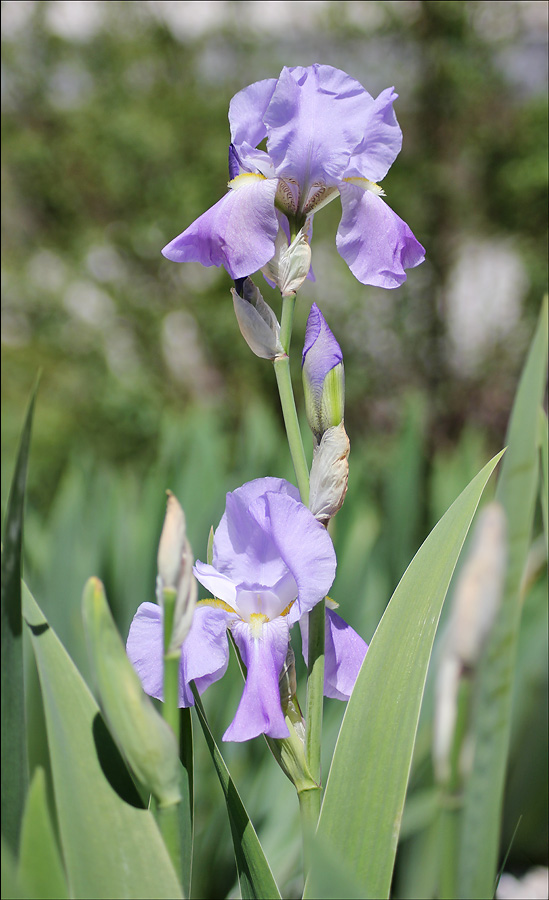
127;478;367;742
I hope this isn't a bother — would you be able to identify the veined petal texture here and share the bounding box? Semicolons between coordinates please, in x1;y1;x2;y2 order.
300;607;368;700
337;184;425;288
126;601;232;707
264;64;374;190
161;176;278;279
224;617;290;741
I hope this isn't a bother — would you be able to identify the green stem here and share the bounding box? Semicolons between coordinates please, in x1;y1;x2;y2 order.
298;786;321;878
304;599;325;792
156;802;183;883
272;291;325;837
438;675;472;899
160;587;183;883
273;295;310;504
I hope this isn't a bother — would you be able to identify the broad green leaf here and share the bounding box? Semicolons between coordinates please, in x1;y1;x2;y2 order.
23;585;183;900
306;450;504;900
17;767;69;899
191;688;282;900
458;298;548;899
1;378;38;852
1;837;30;900
82;577;181;808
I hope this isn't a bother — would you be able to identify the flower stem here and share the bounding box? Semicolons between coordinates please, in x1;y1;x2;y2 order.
298;785;321;878
160;587;183;881
273;294;310;504
304;599;325;796
272;291;325;839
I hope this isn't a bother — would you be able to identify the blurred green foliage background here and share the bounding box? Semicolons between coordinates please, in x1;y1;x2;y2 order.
2;2;547;898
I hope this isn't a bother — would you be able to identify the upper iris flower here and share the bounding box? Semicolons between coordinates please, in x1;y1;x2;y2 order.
127;478;367;742
162;64;425;289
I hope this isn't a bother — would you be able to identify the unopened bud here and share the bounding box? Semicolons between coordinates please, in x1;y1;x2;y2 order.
261;226;312;297
231;277;283;360
157;491;197;654
309;421;350;524
449;501;507;667
302;303;344;442
158;491;186;589
82;577;181;808
433;502;507;784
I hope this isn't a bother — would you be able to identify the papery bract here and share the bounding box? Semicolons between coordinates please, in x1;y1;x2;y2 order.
162;64;425;288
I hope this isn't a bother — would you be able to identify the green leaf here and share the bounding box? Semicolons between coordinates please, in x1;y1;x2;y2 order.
191;688;282;900
23;584;183;900
178;707;194;900
1;377;39;852
1;837;30;900
306;450;504;900
82;577;181;808
458;298;549;899
17;767;69;899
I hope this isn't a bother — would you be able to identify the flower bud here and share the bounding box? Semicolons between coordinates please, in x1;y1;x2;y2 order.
261;225;312;297
157;491;197;654
82;577;181;808
308;421;350;525
447;501;507;668
433;502;507;784
231;277;283;360
302;303;344;442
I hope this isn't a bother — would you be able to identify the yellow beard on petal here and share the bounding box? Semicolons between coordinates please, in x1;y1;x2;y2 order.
249;612;270;638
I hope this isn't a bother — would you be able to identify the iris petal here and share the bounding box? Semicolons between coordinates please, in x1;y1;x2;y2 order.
265;64;374;194
223;617;290;741
126;602;232;707
300;607;368;700
344;86;403;183
336;183;425;288
161;176;278;279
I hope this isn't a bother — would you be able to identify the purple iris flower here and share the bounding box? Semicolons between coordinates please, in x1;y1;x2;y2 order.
162;64;425;289
127;477;367;742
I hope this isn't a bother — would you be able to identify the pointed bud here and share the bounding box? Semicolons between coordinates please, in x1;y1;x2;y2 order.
448;501;507;667
157;491;197;654
261;226;311;297
157;491;186;589
302;303;344;442
309;421;350;525
231;277;283;359
433;503;507;784
82;577;181;808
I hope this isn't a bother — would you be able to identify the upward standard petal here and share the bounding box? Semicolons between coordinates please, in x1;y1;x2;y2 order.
264;65;374;190
211;478;300;587
162;176;279;279
224;617;290;741
345;87;403;183
258;490;336;620
336;183;425;288
229;77;278;151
